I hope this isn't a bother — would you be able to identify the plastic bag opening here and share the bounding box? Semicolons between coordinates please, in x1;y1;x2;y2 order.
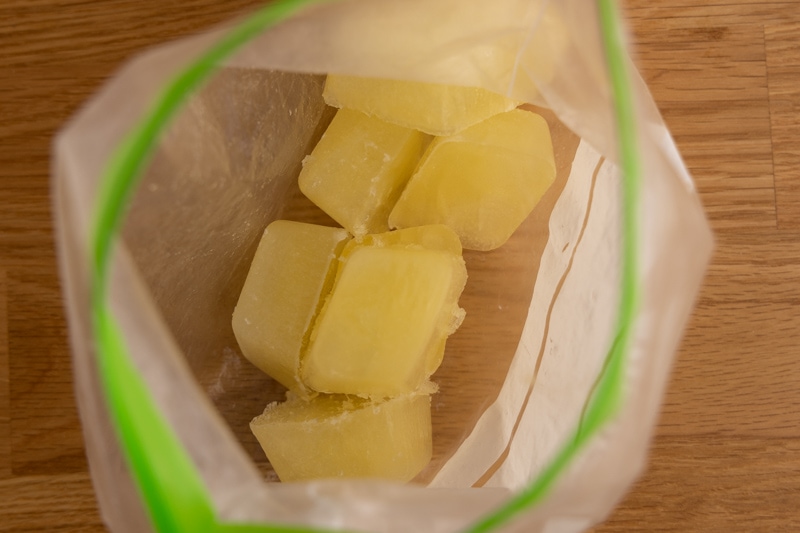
52;1;713;532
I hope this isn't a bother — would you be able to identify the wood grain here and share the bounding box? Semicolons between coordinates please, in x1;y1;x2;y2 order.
655;230;800;437
598;436;800;532
596;2;800;531
0;473;104;533
624;7;776;231
1;0;799;531
765;20;800;229
7;263;86;476
0;268;9;480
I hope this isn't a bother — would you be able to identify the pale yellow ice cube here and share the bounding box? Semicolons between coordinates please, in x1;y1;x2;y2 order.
299;109;427;237
323;75;519;136
389;109;555;251
302;226;467;397
232;220;350;394
251;392;433;482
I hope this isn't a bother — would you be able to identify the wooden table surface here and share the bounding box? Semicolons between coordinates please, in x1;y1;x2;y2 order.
1;1;798;531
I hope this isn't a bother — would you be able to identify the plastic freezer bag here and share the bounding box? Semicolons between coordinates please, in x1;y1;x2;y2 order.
53;0;712;532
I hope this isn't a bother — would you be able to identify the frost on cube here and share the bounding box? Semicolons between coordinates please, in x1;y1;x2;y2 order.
232;220;350;394
298;108;427;237
251;392;433;482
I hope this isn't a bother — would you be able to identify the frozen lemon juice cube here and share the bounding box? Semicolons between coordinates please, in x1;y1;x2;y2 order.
302;226;467;397
299;109;427;237
389;109;556;251
232;221;350;394
323;74;519;136
251;391;433;482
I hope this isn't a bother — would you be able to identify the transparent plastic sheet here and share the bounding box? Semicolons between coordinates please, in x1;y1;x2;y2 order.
52;1;713;532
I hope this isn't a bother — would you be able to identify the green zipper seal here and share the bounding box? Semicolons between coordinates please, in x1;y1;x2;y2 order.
88;0;640;531
464;0;641;530
91;2;343;531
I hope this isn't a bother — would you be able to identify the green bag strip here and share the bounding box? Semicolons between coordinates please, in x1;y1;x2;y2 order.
88;0;640;531
464;0;640;530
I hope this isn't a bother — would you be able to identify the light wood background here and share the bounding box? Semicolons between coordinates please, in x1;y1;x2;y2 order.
1;0;798;531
